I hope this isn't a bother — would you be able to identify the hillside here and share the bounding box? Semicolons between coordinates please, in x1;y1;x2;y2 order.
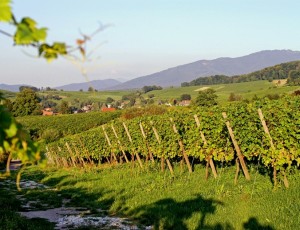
0;84;32;92
55;79;121;91
108;50;300;90
183;60;300;86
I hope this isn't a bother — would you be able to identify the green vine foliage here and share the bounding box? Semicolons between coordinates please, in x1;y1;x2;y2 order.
0;0;67;62
18;111;121;142
0;0;12;22
0;94;45;174
47;96;300;178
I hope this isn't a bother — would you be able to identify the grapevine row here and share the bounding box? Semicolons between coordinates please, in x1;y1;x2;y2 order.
46;96;300;186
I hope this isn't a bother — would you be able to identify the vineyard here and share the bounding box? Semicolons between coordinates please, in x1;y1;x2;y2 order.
17;111;121;143
46;96;300;187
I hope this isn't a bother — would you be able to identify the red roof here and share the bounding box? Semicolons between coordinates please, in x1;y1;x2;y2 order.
101;107;116;112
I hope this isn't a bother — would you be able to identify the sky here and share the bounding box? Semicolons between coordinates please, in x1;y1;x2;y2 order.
1;0;300;88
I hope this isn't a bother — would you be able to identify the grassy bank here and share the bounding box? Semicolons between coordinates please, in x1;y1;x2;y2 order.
10;163;300;230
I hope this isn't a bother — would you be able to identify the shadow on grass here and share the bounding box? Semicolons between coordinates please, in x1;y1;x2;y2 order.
128;194;232;230
243;217;275;230
17;167;277;229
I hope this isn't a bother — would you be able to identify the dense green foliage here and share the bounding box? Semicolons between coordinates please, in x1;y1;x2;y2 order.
47;96;300;182
194;88;218;107
0;93;44;173
182;61;300;86
287;70;300;85
58;100;71;114
17;111;121;143
142;85;163;93
12;89;41;117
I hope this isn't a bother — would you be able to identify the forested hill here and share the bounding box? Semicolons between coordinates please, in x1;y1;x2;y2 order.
182;61;300;86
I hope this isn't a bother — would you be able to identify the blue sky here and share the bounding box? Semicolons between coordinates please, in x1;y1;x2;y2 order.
1;0;300;87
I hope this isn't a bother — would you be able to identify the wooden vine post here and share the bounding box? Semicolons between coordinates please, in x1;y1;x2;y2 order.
122;122;143;168
102;126;118;164
50;147;61;167
57;146;68;168
45;146;55;165
65;142;77;167
111;124;129;163
194;114;218;179
222;112;251;181
77;137;93;165
151;122;174;175
170;118;193;173
71;142;86;168
257;108;289;188
139;122;155;163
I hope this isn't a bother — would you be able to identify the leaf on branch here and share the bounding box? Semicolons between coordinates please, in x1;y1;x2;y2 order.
14;17;47;45
0;0;12;22
39;42;67;62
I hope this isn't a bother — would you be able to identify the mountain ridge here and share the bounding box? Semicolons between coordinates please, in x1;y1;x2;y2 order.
55;79;121;91
107;49;300;90
2;50;300;92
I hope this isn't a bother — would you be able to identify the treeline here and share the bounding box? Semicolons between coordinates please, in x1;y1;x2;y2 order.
182;61;300;86
142;85;163;93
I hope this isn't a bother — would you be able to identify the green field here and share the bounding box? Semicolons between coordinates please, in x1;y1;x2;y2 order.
148;81;299;103
36;80;300;105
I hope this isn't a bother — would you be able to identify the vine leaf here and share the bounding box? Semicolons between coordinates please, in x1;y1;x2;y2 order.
0;0;12;22
39;42;67;62
14;17;47;45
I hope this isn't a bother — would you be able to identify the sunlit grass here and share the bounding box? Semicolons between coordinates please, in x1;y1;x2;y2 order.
15;163;300;230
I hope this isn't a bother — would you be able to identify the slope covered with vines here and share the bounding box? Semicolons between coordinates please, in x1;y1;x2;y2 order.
47;96;300;185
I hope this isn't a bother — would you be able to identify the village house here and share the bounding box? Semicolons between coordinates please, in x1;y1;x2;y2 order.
101;104;116;112
42;107;54;116
178;100;191;106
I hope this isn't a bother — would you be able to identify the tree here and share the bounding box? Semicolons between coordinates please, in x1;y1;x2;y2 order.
106;97;114;103
142;85;163;93
12;89;41;116
228;92;242;102
59;101;71;114
41;100;57;109
194;89;218;107
287;70;300;85
180;94;191;101
1;98;13;112
19;86;39;92
88;86;94;92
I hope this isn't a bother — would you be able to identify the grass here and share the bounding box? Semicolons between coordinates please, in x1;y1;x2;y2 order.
6;162;299;230
39;89;135;103
149;81;300;103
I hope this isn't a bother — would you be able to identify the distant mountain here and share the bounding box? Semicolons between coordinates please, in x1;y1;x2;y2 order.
0;84;32;92
55;79;121;91
108;50;300;90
